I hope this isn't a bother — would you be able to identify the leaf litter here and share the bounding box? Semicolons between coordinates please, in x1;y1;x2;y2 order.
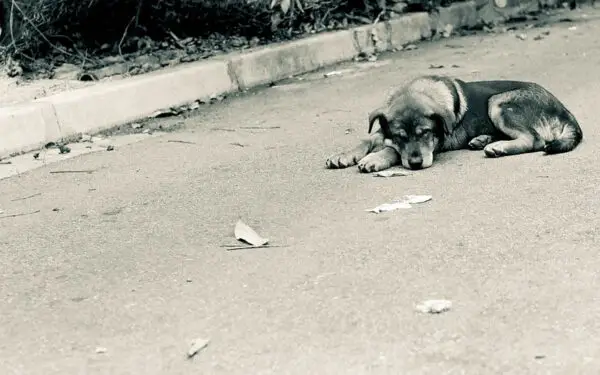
415;299;452;314
372;170;410;178
366;195;432;213
187;337;210;359
234;220;269;246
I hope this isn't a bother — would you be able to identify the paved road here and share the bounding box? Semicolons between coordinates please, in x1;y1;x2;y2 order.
2;9;600;375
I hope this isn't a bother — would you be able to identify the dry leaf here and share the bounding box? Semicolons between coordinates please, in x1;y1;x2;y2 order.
234;220;269;246
416;299;452;314
372;170;410;177
401;195;432;204
324;70;343;78
366;201;412;213
187;337;210;358
280;0;291;13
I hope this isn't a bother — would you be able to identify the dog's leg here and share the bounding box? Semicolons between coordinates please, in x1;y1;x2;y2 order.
483;138;540;158
484;89;546;158
467;135;495;150
326;130;386;169
357;146;400;173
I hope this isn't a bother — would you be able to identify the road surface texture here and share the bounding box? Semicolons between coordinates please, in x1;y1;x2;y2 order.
2;9;600;375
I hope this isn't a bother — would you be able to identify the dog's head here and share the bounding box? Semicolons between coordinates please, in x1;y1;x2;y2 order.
368;92;455;170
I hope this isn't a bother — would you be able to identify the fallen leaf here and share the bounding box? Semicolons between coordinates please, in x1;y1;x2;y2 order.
150;108;179;118
372;170;410;177
366;201;412;213
442;24;454;38
324;70;343;78
429;64;444;69
187;337;209;358
533;35;543;40
234;220;269;246
401;195;432;204
59;145;71;154
106;145;115;151
416;299;452;314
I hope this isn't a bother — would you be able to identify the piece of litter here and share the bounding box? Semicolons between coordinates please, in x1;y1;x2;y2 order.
404;44;417;51
344;128;353;135
366;201;412;213
106;145;115;151
372;170;409;177
401;195;432;204
416;299;452;314
568;26;577;31
324;70;343;78
516;33;527;40
366;194;431;213
95;347;107;354
234;220;269;246
187;337;209;358
442;24;454;38
429;64;444;69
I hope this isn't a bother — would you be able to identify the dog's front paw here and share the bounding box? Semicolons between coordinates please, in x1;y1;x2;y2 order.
326;152;361;169
483;142;508;158
357;152;394;173
468;135;494;150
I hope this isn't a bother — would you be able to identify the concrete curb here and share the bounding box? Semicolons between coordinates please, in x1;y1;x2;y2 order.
0;2;478;159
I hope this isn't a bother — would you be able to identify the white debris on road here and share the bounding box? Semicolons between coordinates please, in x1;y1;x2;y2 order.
416;299;452;314
372;170;410;177
187;337;210;359
366;195;432;213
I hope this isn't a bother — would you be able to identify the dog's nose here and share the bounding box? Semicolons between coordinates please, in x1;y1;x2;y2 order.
408;155;423;169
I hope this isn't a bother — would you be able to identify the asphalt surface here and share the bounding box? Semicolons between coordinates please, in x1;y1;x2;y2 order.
2;8;600;375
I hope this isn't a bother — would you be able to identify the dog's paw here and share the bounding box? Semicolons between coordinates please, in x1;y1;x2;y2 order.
326;152;361;169
483;142;508;158
357;152;394;173
468;135;494;150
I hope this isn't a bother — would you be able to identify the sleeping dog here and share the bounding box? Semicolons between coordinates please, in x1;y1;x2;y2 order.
326;75;583;172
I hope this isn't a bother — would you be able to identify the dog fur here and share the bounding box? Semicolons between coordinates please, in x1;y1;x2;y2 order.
325;75;583;172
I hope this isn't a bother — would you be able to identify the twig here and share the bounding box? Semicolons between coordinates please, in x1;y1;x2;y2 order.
8;0;76;57
50;170;96;174
167;140;196;144
168;30;185;49
373;10;385;25
0;161;12;165
224;245;289;251
11;192;41;201
118;16;136;57
0;210;41;220
239;126;281;130
134;0;144;28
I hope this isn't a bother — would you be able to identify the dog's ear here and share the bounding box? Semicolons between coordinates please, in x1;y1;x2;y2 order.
368;108;392;138
427;105;456;135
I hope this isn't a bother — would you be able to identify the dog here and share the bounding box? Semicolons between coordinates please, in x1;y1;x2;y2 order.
325;75;583;172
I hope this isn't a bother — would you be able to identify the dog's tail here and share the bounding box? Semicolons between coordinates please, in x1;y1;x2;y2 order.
544;115;583;154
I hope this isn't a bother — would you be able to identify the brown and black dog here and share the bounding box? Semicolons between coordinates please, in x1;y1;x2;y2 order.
326;75;583;172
